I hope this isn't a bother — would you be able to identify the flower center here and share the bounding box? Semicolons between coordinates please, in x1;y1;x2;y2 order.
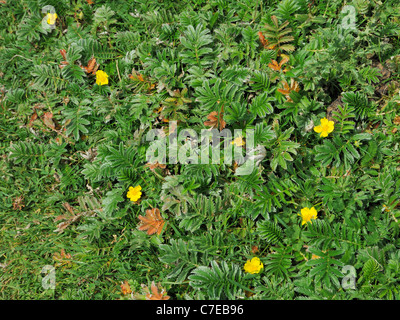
321;124;330;132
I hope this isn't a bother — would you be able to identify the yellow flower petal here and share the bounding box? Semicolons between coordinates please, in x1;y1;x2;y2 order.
320;131;328;138
127;185;142;202
314;125;323;133
327;121;335;132
231;136;245;147
47;13;58;25
314;118;335;138
299;206;318;225
96;70;109;86
244;257;263;274
320;117;329;125
300;207;309;216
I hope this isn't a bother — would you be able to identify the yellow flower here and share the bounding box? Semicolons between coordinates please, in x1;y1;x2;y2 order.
244;257;263;274
127;185;142;202
231;136;245;147
298;207;318;225
47;13;58;25
96;70;109;86
313;117;334;138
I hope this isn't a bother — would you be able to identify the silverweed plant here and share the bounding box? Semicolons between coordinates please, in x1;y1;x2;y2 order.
1;0;400;301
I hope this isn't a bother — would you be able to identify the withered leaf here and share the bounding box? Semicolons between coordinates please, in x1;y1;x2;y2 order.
53;200;98;233
258;31;268;48
59;61;68;69
138;208;165;236
59;49;69;69
121;281;132;295
251;245;259;254
258;31;276;50
53;248;71;261
42;112;55;130
145;281;170;300
204;110;226;131
268;56;289;71
53;249;73;269
12;196;25;210
145;161;166;171
63;202;75;215
28;111;38;127
326;96;343;122
277;79;300;101
129;72;145;82
59;49;67;61
83;56;99;75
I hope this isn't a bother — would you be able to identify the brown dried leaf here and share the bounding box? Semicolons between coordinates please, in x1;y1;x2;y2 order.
28;111;38;127
53;249;72;262
372;60;391;80
53;249;73;268
268;56;288;71
59;49;69;69
62;202;75;215
257;31;276;50
138;208;165;236
12;196;25;210
145;161;166;171
54;201;97;233
251;245;259;254
121;281;132;295
145;281;170;300
204;110;226;130
42;112;55;130
83;56;99;74
59;49;67;61
258;31;268;47
129;73;145;82
54;214;68;222
277;79;300;101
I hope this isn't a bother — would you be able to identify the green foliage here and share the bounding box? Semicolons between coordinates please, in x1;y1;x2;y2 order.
303;220;362;251
1;0;400;302
263;247;293;279
305;248;345;288
341;91;373;120
261;15;295;53
180;24;214;68
189;260;245;299
158;239;202;283
8;141;50;167
257;220;283;245
314;135;361;169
